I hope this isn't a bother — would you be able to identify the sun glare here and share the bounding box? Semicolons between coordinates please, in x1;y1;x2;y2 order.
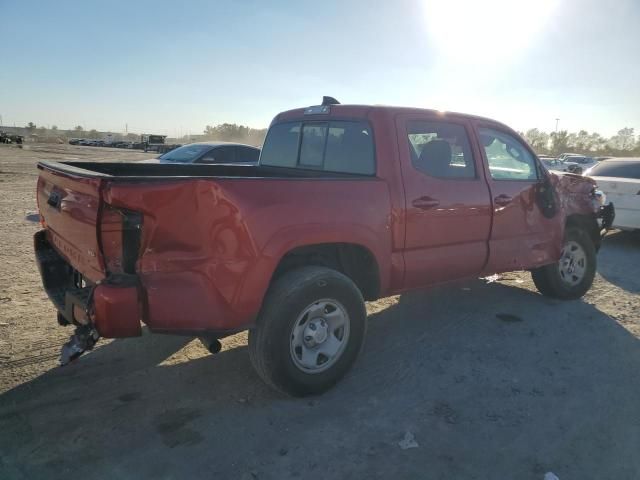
422;0;558;65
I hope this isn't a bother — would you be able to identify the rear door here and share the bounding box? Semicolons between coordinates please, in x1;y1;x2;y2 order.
396;113;492;289
474;124;563;273
37;165;106;282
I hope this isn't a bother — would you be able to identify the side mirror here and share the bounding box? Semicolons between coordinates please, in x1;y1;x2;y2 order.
536;174;558;219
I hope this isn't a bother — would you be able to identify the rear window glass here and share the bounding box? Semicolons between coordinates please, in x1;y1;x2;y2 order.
259;123;301;168
260;121;375;175
300;124;327;167
587;160;640;179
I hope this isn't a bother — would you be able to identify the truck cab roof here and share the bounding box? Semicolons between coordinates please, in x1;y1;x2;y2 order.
274;103;513;131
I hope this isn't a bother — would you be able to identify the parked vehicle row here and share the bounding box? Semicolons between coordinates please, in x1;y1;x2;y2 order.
35;98;615;396
68;137;179;152
539;153;616;175
68;138;131;147
0;131;24;144
538;155;580;173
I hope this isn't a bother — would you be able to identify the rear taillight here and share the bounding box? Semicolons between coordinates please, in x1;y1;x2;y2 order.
36;177;45;228
99;204;142;275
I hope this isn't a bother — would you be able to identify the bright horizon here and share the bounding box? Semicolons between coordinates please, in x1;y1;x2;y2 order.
1;0;639;137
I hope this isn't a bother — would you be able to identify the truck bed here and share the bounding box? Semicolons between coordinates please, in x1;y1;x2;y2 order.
35;158;391;336
37;161;369;180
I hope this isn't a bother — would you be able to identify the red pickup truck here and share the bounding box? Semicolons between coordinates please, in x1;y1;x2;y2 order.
35;98;614;396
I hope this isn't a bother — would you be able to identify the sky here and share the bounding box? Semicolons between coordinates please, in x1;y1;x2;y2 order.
1;0;639;137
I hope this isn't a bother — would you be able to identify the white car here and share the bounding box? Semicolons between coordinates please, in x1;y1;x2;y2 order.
585;158;640;230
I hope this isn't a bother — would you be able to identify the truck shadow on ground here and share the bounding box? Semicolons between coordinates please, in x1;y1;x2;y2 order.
2;280;640;479
597;230;640;293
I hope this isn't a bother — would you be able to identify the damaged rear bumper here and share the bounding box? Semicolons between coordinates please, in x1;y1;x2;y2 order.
34;230;142;341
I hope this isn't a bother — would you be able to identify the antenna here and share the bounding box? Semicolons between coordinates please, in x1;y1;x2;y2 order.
322;96;340;106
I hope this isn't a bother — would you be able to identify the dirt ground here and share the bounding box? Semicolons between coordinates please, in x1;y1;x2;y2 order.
1;143;639;479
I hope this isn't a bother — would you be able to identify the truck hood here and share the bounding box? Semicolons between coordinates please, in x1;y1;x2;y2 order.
550;170;596;191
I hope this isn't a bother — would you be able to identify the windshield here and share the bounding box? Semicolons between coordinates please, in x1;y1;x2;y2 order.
158;144;212;163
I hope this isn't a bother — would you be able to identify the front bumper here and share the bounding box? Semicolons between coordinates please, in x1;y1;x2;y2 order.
34;230;141;338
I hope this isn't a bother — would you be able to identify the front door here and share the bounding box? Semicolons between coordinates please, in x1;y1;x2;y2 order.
396;114;493;289
475;124;563;274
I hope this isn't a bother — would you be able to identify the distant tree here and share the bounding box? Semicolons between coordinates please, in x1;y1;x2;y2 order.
88;129;99;139
51;125;58;131
203;123;266;145
572;130;594;152
125;133;139;141
550;130;570;155
524;128;549;152
589;132;606;152
608;127;635;151
26;122;36;131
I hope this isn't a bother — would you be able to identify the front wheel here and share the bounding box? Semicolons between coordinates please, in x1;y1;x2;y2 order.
531;227;596;299
248;266;367;396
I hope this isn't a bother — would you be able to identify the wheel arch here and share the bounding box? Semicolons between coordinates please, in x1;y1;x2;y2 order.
565;213;601;251
270;242;382;301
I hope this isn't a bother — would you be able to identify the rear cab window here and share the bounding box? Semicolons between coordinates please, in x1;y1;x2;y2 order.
260;120;375;175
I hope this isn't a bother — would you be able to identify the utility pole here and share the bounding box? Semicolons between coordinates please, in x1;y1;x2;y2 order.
555;118;560;133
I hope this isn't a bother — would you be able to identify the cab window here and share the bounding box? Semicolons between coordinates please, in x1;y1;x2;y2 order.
406;121;476;179
479;128;538;181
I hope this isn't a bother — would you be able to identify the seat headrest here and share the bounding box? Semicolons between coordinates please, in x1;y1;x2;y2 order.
418;140;452;177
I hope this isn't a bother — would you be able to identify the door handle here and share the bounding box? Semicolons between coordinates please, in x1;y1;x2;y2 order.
412;196;440;210
494;194;513;206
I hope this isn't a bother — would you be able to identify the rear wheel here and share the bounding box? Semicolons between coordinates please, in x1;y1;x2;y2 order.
531;227;596;299
248;266;366;396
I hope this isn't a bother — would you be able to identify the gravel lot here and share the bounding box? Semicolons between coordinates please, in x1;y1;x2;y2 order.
1;143;639;479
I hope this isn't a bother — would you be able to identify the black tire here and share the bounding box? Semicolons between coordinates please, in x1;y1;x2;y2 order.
248;266;367;397
531;227;596;299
